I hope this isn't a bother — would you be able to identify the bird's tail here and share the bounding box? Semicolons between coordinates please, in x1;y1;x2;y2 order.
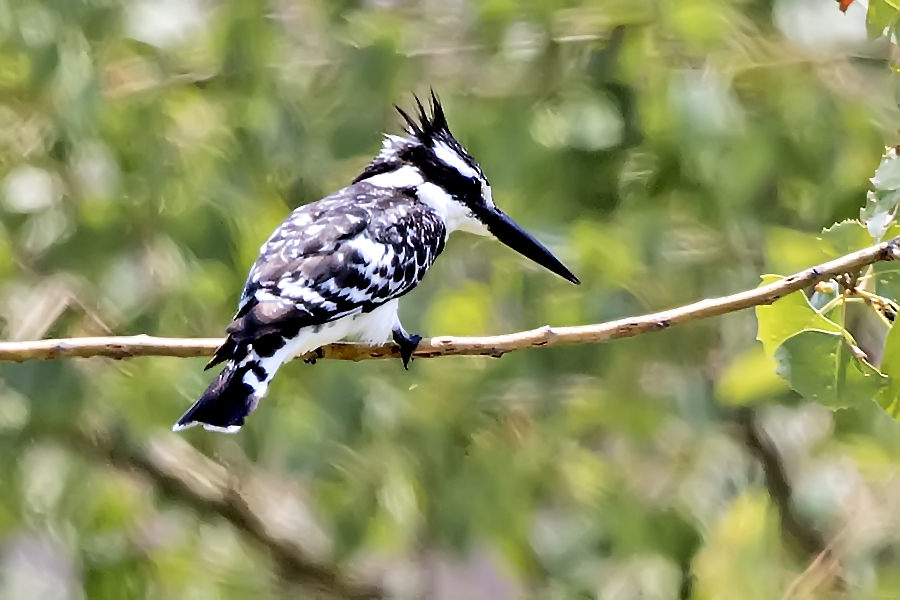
173;341;279;433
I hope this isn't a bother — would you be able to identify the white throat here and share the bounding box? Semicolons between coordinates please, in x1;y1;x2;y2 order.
415;182;489;236
363;165;491;237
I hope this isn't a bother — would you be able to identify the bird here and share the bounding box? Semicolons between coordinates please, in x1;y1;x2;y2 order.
173;92;580;433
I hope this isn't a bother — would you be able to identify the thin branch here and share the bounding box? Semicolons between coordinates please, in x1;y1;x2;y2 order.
1;237;899;364
55;421;383;599
782;533;847;600
735;408;847;596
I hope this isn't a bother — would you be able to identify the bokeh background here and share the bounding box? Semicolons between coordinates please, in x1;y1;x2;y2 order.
1;0;899;598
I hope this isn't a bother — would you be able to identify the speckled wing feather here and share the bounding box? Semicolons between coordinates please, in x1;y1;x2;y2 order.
206;182;446;368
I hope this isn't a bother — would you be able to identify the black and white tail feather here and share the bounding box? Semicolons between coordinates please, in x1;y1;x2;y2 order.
174;91;579;433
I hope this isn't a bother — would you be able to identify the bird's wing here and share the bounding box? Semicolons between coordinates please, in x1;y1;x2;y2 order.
207;184;446;368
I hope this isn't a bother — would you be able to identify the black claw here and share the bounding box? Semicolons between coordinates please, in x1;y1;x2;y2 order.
392;330;422;370
304;347;324;364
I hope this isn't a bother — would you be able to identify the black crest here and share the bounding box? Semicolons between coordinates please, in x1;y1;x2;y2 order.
395;90;452;147
354;91;484;186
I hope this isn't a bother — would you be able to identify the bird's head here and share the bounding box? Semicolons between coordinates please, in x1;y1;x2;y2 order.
356;92;579;285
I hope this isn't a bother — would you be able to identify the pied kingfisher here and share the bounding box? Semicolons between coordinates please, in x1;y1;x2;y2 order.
174;92;579;433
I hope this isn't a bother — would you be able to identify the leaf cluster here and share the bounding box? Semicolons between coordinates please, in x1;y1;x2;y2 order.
757;149;900;420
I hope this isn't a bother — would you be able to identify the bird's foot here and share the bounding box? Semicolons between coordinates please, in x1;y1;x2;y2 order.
303;347;325;364
392;329;422;370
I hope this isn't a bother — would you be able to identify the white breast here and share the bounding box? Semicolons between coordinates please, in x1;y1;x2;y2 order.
244;299;401;397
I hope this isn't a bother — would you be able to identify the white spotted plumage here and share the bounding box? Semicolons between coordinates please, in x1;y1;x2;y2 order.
365;164;424;188
173;92;578;434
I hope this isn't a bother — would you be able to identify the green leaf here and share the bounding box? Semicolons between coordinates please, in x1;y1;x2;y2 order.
775;331;887;409
862;188;900;241
868;245;900;304
875;323;900;419
872;149;900;191
866;0;900;39
862;149;900;241
756;275;843;358
818;220;873;259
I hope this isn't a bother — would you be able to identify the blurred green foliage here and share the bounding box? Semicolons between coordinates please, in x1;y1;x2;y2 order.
3;0;900;598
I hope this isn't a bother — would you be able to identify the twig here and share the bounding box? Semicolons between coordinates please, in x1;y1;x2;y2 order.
56;421;383;599
736;408;847;597
782;531;847;600
1;238;898;364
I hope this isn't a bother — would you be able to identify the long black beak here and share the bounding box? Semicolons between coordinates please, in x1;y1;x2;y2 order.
483;207;580;284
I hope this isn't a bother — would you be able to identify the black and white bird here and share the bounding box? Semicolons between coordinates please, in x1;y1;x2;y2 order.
174;93;579;433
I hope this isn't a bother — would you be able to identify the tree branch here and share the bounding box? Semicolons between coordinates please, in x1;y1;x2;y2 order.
2;238;898;364
735;408;847;596
55;421;384;599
